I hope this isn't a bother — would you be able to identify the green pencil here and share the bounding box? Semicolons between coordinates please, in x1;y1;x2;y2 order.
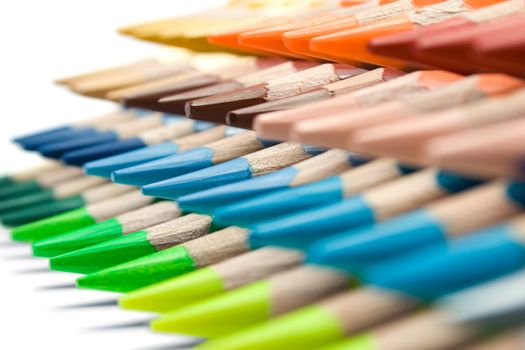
151;266;351;338
33;201;182;257
10;190;155;242
51;213;213;274
0;176;106;215
192;288;418;350
76;226;252;292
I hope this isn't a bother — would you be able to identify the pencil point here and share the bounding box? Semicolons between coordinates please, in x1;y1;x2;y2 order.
61;138;146;166
32;218;123;258
178;167;297;213
119;267;224;312
38;132;118;159
85;143;181;178
50;230;156;274
151;281;269;337
10;207;95;242
195;305;343;350
142;158;252;199
112;147;214;187
3;196;87;228
76;245;196;292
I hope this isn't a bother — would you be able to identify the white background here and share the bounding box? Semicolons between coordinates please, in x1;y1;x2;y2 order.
0;1;225;349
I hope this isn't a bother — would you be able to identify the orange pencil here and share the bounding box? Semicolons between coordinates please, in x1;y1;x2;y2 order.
309;0;503;66
281;0;449;64
237;1;380;59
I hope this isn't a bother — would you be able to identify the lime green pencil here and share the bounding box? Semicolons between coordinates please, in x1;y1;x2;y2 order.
76;226;252;292
120;247;304;312
32;201;182;257
51;213;213;274
192;288;418;350
10;190;154;242
151;266;351;338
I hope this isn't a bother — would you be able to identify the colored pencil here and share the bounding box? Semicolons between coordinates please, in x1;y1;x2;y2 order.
225;67;398;129
212;158;417;227
368;0;525;72
13;109;139;150
185;63;366;123
151;265;351;337
32;201;182;257
75;225;253;291
66;50;193;98
308;181;525;270
364;215;525;299
0;176;107;215
10;190;156;242
36;111;162;158
177;150;368;214
254;70;461;141
254;0;419;64
83;120;215;177
414;12;525;75
291;74;523;149
248;169;481;250
308;0;501;66
51;213;214;274
0;164;83;200
470;18;525;73
224;68;403;129
245;1;379;59
2;182;133;227
83;124;233;180
112;130;270;186
142;143;325;199
157;60;317;115
119;56;287;112
119;247;304;312
192;287;417;350
352;87;525;162
59;113;186;165
426;118;525;178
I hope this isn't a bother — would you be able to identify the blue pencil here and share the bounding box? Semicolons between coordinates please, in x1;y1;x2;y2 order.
362;216;525;300
142;143;325;199
247;169;482;250
308;181;525;271
177;150;370;214
15;110;139;150
83;120;216;177
212;159;417;227
60;114;186;166
111;131;272;187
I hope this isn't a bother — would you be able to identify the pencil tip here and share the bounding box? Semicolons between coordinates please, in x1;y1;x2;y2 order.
62;138;146;166
113;147;215;187
119;267;224;312
142;158;251;199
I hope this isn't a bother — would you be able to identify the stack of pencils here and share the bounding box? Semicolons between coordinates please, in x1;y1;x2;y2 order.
3;0;525;348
